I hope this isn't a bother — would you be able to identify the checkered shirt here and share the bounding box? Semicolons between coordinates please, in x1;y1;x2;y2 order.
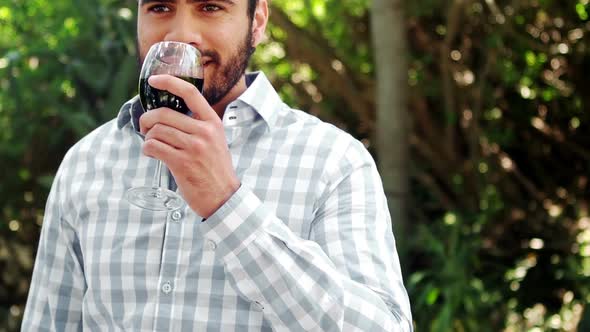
22;72;412;331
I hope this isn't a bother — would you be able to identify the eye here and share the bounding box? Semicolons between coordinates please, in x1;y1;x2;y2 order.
147;4;172;13
202;4;222;12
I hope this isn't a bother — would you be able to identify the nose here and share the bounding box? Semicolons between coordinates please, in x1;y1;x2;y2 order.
163;11;203;48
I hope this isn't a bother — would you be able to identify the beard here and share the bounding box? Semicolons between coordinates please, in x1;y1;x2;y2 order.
136;27;255;106
200;28;255;105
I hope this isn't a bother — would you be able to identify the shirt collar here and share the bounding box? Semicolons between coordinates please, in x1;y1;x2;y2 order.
116;95;143;131
237;71;281;129
116;71;281;131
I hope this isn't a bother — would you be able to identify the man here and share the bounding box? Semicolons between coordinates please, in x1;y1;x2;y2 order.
22;0;413;330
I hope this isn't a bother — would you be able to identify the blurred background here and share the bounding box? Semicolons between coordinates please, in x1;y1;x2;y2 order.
1;0;590;330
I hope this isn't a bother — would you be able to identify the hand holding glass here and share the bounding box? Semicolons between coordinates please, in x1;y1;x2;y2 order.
126;41;204;211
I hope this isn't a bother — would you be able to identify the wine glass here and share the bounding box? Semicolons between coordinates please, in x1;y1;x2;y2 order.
126;41;204;211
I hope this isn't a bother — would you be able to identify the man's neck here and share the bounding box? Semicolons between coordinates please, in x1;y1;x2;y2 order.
211;76;247;118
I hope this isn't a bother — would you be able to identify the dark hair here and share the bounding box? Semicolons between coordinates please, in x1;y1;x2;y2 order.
248;0;259;21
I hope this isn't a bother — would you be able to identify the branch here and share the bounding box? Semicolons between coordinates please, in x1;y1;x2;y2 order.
533;124;590;162
493;149;547;203
460;48;497;200
408;92;462;170
470;50;495;159
413;170;457;211
409;134;466;204
409;93;442;148
440;0;469;157
269;4;374;130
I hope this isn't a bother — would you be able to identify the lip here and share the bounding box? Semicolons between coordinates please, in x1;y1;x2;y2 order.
201;57;215;66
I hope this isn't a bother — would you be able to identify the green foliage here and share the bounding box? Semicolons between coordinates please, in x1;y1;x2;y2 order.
0;0;137;329
404;0;590;330
408;213;502;332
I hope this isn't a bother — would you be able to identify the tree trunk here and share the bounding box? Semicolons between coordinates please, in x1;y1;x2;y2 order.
371;0;409;243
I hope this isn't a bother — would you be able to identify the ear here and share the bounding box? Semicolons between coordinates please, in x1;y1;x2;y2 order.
251;0;269;47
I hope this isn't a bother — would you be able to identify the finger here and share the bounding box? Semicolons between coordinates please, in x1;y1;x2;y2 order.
144;123;194;150
142;136;182;164
140;108;205;136
148;75;219;122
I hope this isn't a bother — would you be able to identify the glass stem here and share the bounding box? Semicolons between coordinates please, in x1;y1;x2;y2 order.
152;161;163;189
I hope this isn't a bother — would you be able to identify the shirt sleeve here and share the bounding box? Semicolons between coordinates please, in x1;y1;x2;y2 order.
21;168;86;332
200;140;413;331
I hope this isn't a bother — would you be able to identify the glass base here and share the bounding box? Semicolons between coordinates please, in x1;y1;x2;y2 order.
126;186;184;211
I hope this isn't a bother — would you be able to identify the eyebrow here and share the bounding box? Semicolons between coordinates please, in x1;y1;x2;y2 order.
139;0;236;5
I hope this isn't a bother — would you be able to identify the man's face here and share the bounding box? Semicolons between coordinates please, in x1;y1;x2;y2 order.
137;0;260;106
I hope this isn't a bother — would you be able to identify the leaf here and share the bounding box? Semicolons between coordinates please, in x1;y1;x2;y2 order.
426;287;440;305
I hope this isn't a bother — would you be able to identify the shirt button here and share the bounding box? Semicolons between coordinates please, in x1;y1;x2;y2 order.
254;301;265;311
161;281;173;294
171;211;182;221
205;239;217;251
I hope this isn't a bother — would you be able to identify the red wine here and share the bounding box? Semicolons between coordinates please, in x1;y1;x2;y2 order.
139;76;204;114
